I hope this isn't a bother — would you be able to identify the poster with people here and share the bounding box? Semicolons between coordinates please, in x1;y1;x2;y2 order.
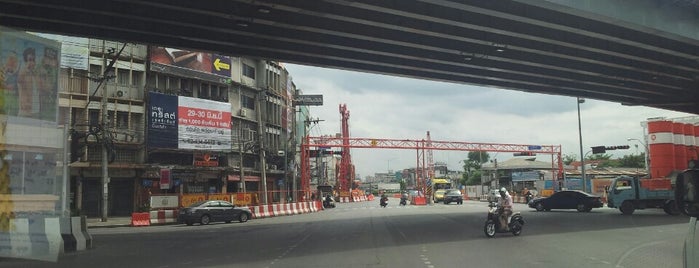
0;30;59;123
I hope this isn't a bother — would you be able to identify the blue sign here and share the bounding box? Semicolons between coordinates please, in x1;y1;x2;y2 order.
147;92;178;149
528;145;542;150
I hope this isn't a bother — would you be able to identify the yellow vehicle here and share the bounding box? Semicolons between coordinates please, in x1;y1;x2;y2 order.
432;178;451;202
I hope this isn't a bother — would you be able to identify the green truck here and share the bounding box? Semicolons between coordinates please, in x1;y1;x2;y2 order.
607;175;679;215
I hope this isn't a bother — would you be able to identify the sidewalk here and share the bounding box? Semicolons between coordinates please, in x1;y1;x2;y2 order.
86;217;133;228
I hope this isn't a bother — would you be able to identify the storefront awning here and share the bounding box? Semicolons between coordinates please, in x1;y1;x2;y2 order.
227;175;261;182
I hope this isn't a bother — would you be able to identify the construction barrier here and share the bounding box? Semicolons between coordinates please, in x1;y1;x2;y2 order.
248;201;323;220
61;216;92;252
131;212;151;227
412;196;427;205
0;216;62;262
149;210;178;225
367;194;375;201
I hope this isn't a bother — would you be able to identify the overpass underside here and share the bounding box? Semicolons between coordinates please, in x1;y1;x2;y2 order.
1;0;699;114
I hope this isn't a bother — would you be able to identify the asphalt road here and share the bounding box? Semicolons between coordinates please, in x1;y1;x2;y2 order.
1;198;691;268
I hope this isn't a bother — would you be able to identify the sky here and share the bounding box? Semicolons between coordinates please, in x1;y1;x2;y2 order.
284;64;695;180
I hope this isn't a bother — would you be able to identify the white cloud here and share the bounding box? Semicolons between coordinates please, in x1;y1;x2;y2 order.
286;64;695;178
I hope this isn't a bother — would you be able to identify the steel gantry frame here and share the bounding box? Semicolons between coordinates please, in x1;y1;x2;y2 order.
300;135;564;201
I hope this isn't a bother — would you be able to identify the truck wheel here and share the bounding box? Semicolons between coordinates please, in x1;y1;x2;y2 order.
663;201;680;215
620;201;635;215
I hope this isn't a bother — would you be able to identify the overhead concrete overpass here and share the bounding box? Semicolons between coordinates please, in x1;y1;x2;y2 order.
1;0;699;113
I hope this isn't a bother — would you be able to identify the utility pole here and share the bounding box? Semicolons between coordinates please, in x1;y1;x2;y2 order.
239;130;246;193
257;89;268;204
100;40;110;222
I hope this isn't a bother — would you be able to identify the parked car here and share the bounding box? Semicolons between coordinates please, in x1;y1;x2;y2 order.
528;190;603;212
178;200;252;226
433;189;447;202
443;189;463;204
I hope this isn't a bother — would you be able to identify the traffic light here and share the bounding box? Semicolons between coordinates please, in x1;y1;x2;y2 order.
513;152;536;156
591;146;606;154
591;145;630;154
605;145;630;150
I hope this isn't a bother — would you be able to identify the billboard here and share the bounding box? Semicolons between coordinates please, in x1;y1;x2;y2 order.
30;33;89;70
0;29;60;122
148;92;232;151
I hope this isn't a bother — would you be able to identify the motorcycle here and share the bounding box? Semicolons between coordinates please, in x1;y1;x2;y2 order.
323;196;335;208
525;192;533;204
399;196;407;206
380;197;388;208
484;202;525;237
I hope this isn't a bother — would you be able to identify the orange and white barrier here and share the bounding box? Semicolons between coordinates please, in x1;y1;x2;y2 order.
249;201;323;219
150;210;178;225
131;212;150;227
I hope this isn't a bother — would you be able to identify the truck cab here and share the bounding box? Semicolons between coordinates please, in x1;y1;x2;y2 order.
674;162;699;268
607;175;678;215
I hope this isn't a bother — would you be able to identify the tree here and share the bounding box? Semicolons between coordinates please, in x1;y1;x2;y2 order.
463;151;490;172
587;154;612;161
563;154;577;165
465;170;482;185
617;153;645;168
462;151;490;186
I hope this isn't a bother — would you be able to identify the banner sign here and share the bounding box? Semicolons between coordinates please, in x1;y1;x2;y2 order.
147;92;231;151
211;54;231;77
0;29;60;122
150;47;212;73
148;92;178;148
31;33;89;70
160;169;171;190
511;171;540;182
193;153;219;167
293;94;323;106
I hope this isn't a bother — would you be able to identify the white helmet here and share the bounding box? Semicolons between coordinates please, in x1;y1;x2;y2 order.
499;187;507;193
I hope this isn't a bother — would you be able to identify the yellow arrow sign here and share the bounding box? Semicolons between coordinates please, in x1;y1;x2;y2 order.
213;58;230;71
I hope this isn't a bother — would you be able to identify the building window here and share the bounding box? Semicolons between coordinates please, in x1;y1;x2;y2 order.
241;95;255;110
243;64;255;79
132;71;143;87
117;69;129;85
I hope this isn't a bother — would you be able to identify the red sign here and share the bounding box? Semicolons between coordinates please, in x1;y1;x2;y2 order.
194;153;219;167
160;169;171;189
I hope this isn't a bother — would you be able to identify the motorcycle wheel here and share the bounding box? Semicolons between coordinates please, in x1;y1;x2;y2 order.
484;220;496;238
511;222;522;236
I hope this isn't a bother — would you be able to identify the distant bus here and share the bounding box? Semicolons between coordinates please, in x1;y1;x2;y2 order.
432;178;451;190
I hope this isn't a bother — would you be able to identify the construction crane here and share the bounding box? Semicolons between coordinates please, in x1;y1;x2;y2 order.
337;104;353;192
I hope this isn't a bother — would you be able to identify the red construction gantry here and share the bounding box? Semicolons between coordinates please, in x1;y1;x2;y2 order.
300;135;564;200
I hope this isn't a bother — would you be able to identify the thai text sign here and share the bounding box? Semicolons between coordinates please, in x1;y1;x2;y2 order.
147;92;232;150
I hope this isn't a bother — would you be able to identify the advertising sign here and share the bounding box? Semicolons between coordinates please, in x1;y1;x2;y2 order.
31;33;89;70
211;54;231;77
147;92;232;151
193;153;219;167
178;96;231;150
511;171;540;182
147;92;178;149
0;29;60;122
160;169;171;190
149;195;179;209
293;94;323;106
150;47;212;73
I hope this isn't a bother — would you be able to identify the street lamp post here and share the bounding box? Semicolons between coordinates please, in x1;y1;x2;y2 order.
577;97;586;193
627;138;650;176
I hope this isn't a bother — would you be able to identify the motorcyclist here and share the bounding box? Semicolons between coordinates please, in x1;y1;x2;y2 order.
497;187;513;231
324;194;333;207
380;194;388;207
400;191;408;205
